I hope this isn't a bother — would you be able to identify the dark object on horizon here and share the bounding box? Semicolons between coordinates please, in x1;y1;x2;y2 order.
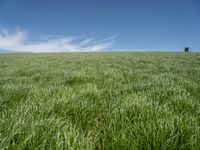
184;47;190;52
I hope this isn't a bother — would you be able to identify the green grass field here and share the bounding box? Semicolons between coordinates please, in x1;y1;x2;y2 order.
0;52;200;149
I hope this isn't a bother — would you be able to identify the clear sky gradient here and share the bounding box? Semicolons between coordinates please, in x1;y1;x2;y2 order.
0;0;200;52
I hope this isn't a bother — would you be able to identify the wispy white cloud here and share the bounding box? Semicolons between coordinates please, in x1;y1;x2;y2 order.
0;28;117;52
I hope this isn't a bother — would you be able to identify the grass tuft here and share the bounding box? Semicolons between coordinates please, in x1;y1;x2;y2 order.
0;52;200;149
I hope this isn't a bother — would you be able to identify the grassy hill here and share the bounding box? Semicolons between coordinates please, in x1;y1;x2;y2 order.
0;52;200;149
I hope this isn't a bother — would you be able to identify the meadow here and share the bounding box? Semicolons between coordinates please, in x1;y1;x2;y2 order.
0;52;200;149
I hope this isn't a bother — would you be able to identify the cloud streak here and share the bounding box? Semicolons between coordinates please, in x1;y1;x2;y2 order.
0;28;117;52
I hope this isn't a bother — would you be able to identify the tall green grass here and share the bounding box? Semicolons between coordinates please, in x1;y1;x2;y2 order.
0;52;200;149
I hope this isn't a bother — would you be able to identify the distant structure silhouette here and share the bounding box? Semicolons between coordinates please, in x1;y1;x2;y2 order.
184;47;190;52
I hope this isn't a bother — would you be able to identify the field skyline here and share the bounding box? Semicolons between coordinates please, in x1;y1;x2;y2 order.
1;0;200;149
1;49;199;53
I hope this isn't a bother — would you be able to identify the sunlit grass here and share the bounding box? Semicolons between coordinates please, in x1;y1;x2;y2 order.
0;52;200;149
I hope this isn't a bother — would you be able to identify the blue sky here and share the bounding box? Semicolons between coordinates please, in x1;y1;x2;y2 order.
0;0;200;52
